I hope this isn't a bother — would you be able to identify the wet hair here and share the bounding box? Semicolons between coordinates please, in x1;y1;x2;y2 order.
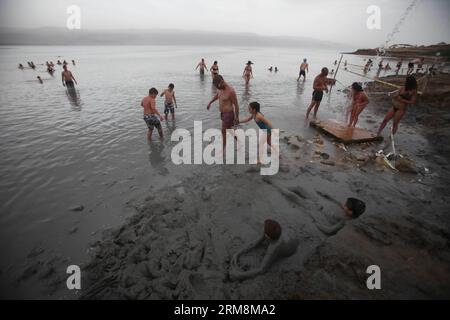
405;75;417;91
149;87;158;95
351;82;363;92
63;65;67;69
212;74;224;87
168;83;174;89
264;219;282;240
213;61;218;64
249;101;260;113
345;198;366;218
321;67;329;75
303;58;307;62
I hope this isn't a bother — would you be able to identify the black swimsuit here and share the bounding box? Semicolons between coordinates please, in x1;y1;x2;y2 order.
393;91;412;111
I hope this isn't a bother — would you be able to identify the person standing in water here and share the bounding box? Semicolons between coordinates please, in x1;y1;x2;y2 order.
195;58;208;75
210;61;219;78
141;88;164;141
240;101;279;163
160;83;178;120
347;82;369;128
229;219;299;281
61;65;78;89
305;67;335;119
377;75;418;136
207;75;239;149
297;58;309;81
242;61;254;85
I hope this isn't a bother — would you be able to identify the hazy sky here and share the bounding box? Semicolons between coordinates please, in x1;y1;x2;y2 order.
0;0;449;46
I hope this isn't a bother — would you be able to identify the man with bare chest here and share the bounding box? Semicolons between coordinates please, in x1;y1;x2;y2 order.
305;67;335;119
207;75;240;148
61;65;78;89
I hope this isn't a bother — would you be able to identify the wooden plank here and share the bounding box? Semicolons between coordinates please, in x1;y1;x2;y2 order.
310;119;383;144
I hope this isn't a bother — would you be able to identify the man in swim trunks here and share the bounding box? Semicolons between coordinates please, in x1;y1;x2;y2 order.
207;75;240;149
160;83;178;120
305;67;335;119
195;58;208;75
61;65;78;89
141;88;164;141
297;58;309;81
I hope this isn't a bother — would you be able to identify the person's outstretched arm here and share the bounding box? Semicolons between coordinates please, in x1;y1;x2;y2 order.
207;93;219;110
173;92;177;108
239;115;253;124
231;90;239;123
230;241;280;281
315;220;345;236
71;73;78;85
230;234;265;267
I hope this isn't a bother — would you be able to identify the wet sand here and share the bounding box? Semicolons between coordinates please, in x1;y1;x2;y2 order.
75;111;450;299
4;47;450;299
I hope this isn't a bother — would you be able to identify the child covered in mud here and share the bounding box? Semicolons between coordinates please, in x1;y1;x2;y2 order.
141;88;164;140
315;193;366;235
160;83;178;121
229;219;299;281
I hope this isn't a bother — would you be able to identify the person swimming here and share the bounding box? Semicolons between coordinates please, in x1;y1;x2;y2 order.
37;76;43;84
268;66;273;72
18;64;24;69
229;219;299;281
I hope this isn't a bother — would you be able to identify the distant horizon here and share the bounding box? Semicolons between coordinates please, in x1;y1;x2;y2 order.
0;27;447;49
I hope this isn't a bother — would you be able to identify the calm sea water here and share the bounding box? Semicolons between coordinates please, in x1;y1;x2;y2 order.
0;45;382;297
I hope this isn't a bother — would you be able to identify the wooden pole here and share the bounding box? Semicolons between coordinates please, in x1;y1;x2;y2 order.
329;54;343;94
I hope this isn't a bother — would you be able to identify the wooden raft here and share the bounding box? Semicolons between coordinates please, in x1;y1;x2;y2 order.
310;119;383;144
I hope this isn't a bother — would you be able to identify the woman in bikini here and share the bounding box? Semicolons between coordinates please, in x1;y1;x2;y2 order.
348;82;369;128
377;75;417;136
210;61;219;78
242;61;254;85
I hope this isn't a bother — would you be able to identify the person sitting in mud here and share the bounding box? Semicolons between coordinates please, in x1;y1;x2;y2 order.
229;219;299;281
377;75;418;136
315;196;366;236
